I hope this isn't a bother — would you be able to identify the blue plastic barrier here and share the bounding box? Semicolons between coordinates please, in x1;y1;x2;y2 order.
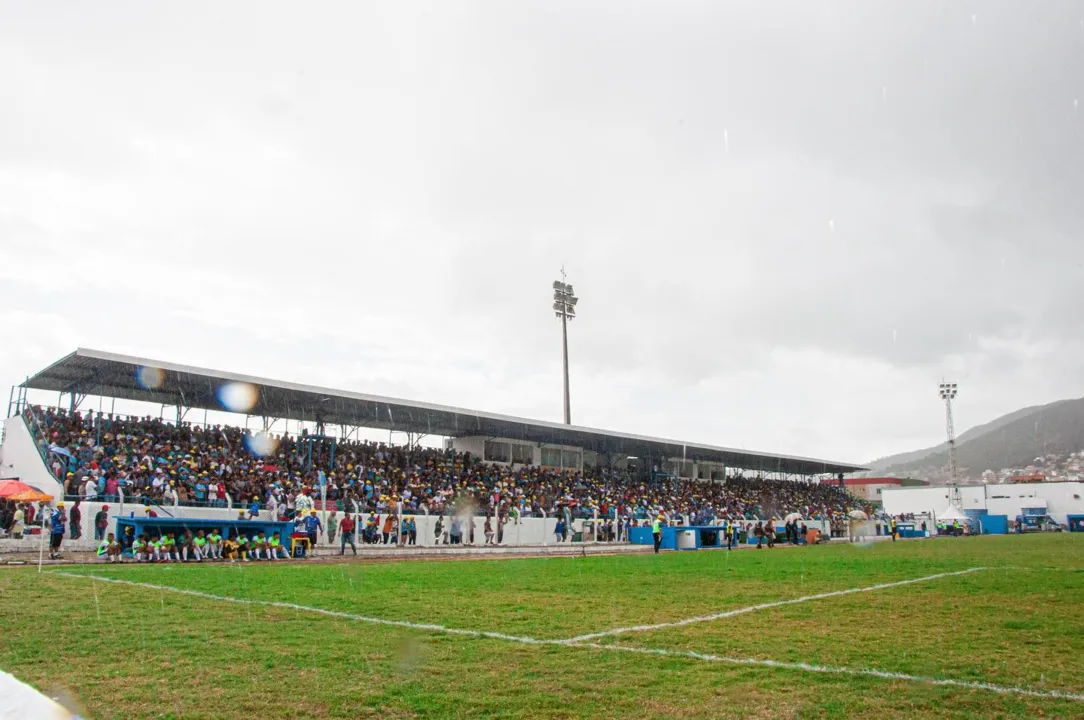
980;514;1008;534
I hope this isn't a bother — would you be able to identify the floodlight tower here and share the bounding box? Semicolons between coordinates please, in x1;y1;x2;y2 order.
939;381;961;506
552;269;578;425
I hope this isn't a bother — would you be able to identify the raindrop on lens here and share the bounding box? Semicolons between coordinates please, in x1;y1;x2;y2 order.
246;432;278;457
217;382;259;413
136;366;164;390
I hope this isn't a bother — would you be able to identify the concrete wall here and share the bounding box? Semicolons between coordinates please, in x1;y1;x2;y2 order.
4;496;613;552
882;482;1084;525
449;435;585;471
0;415;63;497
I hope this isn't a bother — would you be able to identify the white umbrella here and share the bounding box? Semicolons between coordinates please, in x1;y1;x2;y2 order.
784;512;802;523
848;510;869;520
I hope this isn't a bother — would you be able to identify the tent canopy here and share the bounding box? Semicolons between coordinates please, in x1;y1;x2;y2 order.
938;504;968;521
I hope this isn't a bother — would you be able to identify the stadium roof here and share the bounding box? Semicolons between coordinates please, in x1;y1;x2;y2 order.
18;348;866;476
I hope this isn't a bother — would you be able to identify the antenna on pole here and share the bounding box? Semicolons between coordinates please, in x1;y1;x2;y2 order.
939;381;961;508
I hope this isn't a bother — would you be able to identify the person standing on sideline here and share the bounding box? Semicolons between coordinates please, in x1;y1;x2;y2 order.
94;505;110;540
304;509;322;548
327;510;338;545
11;504;25;539
652;515;663;554
890;517;898;542
69;499;82;540
339;513;357;555
49;501;67;560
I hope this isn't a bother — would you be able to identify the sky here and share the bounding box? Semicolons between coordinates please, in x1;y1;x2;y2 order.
2;0;1083;465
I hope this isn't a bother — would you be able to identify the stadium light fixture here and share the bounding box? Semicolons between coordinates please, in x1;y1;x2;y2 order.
939;380;960;500
553;269;578;425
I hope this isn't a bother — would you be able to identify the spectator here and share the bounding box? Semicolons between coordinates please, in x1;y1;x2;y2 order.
382;514;393;545
327;510;338;544
303;509;322;547
339;514;357;555
26;405;866;532
48;501;67;560
11;504;25;539
69;499;82;539
94;505;110;541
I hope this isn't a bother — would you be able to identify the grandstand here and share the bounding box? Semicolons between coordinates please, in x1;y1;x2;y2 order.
2;348;866;551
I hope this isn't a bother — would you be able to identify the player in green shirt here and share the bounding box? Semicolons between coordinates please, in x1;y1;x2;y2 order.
207;530;223;560
161;532;179;562
253;531;269;560
97;532;122;563
191;530;208;563
131;534;147;562
268;533;289;561
236;534;250;562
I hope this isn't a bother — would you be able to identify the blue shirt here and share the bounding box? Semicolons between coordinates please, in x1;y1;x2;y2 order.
50;509;65;534
303;515;322;533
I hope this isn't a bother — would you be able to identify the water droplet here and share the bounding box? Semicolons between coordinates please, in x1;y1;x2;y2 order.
827;219;835;232
135;366;164;390
892;329;897;344
971;13;977;25
723;128;729;153
217;382;259;413
882;85;888;101
245;431;279;457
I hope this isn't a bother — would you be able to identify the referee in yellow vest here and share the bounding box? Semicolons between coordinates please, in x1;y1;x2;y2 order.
652;515;663;554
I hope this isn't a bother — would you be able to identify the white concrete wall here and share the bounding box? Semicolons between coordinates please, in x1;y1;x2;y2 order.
450;436;486;459
8;497;605;552
0;416;63;497
450;435;587;471
882;482;1084;525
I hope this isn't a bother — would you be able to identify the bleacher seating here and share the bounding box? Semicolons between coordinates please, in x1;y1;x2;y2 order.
23;406;864;522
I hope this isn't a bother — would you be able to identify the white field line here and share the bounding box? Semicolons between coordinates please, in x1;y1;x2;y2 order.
558;567;986;644
577;643;1084;703
50;569;1084;704
50;571;550;645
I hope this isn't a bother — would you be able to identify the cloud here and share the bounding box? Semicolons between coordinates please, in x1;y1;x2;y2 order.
2;0;1083;465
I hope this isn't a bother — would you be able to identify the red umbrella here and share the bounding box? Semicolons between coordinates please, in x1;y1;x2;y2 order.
0;480;53;501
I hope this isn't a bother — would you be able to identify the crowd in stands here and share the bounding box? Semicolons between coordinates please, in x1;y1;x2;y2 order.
23;405;867;525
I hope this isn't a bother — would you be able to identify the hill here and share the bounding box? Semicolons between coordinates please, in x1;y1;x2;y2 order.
871;397;1084;477
867;403;1054;471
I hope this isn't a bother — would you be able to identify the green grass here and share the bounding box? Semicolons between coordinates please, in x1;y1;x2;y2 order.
1;534;1082;718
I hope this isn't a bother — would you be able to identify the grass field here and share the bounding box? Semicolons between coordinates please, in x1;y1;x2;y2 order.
1;534;1082;718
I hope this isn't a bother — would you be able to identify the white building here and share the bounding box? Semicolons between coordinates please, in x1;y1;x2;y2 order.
881;481;1084;526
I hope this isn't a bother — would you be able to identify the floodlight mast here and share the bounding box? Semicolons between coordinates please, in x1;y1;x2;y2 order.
552;268;578;425
939;381;960;505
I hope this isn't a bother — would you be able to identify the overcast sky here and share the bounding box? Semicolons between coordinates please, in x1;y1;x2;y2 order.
2;0;1083;465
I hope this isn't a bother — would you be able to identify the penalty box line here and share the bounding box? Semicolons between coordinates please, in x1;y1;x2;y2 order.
50;569;1084;704
558;567;987;644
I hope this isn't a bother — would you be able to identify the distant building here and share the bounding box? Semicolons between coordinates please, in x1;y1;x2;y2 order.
824;477;920;502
